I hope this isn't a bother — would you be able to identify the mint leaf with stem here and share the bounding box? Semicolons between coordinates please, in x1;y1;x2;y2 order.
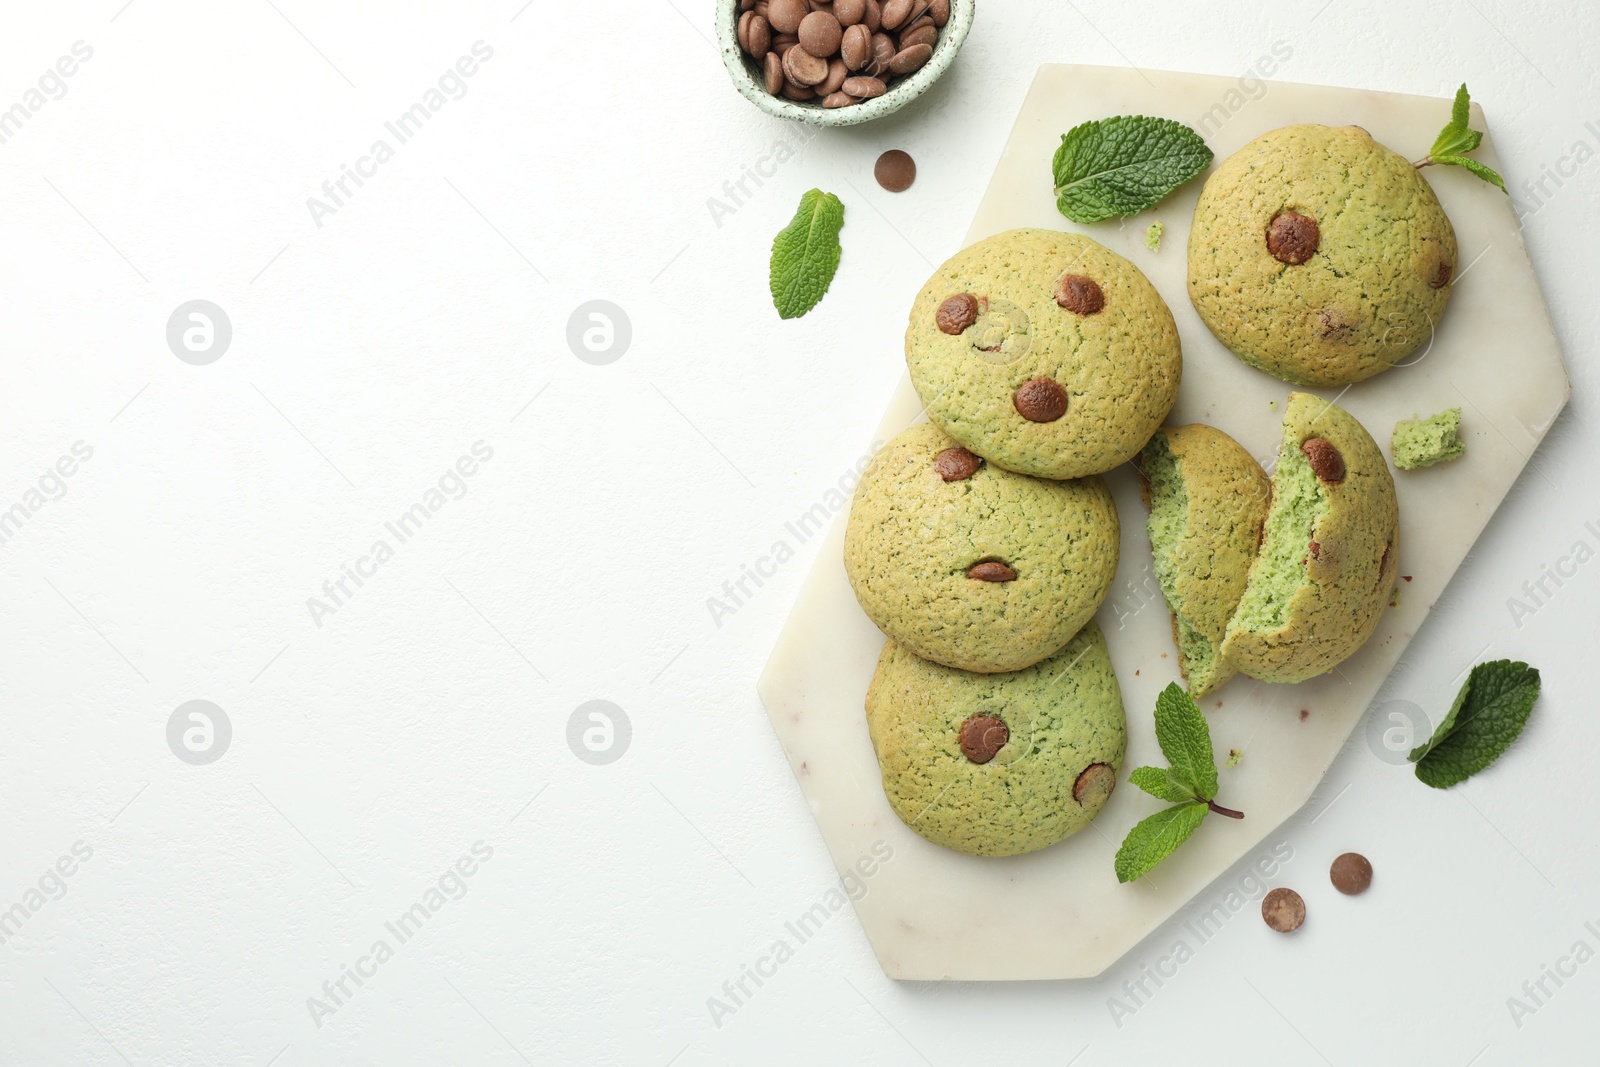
1114;683;1242;884
1415;84;1506;192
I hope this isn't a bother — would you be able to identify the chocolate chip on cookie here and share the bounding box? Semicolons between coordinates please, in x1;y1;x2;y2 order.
1072;763;1116;806
1054;274;1105;315
1013;378;1068;422
967;560;1017;582
1267;209;1320;265
1301;437;1346;483
1430;261;1453;289
933;446;982;481
936;293;979;335
958;714;1009;764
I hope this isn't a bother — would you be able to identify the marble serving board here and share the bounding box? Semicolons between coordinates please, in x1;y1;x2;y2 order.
758;65;1569;980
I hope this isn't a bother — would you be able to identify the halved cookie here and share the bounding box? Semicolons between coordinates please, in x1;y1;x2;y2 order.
1138;424;1270;697
1221;393;1399;684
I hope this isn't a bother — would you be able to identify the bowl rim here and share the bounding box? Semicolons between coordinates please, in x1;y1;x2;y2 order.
716;0;975;127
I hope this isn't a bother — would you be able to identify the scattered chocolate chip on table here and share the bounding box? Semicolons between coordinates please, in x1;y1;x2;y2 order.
875;148;917;191
1330;852;1373;895
1262;887;1306;933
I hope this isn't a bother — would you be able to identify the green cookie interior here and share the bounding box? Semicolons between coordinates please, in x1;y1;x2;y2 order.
1228;442;1327;633
1392;408;1465;470
1143;434;1225;694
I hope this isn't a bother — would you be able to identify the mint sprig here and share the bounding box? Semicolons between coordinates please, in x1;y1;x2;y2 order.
1052;116;1214;224
1415;84;1506;192
769;188;845;320
1408;659;1541;788
1115;683;1242;884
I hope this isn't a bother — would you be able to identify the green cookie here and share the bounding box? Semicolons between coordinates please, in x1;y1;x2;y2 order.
1188;125;1457;387
845;422;1119;674
1139;424;1270;698
905;228;1182;480
1222;392;1399;684
865;624;1127;857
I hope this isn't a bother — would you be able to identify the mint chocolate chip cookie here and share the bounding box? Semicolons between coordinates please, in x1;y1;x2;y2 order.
1188;125;1457;387
1139;424;1270;697
845;422;1119;674
906;228;1182;480
1221;392;1399;684
865;623;1127;857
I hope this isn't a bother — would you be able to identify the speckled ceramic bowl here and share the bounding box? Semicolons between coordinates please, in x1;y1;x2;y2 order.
717;1;974;127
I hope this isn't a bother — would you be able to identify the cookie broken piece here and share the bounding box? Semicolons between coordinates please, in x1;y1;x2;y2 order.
1221;392;1399;684
1392;408;1465;470
1138;425;1270;697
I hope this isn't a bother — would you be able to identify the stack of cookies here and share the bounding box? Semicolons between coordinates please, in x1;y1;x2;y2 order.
845;228;1182;856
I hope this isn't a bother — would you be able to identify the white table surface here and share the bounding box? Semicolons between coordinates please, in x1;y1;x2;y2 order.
1;2;1596;1065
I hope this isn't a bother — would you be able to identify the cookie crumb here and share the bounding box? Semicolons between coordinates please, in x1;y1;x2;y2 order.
1144;221;1164;251
1227;748;1243;767
1298;708;1309;722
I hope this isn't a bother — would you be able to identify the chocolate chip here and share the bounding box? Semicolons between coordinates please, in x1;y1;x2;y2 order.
880;0;913;29
767;0;809;33
888;42;932;74
841;73;886;98
967;560;1017;582
747;14;771;56
840;22;872;68
868;31;896;75
1055;274;1105;315
821;91;857;108
874;149;916;192
1309;540;1321;560
934;446;981;481
783;43;829;86
1267;210;1320;265
1301;437;1346;483
935;293;978;334
928;0;950;24
1431;261;1453;289
798;10;843;55
818;56;848;95
1330;852;1373;895
763;51;784;94
1073;763;1116;807
1013;378;1068;423
834;0;867;25
958;714;1009;764
1262;887;1306;933
898;22;939;50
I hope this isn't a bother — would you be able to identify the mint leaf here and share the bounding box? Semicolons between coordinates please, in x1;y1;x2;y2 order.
1429;84;1483;159
1129;766;1195;803
1114;802;1209;883
769;189;844;320
1153;683;1218;801
1410;660;1541;788
1052;116;1213;224
1114;683;1239;884
1436;155;1507;192
1418;85;1506;193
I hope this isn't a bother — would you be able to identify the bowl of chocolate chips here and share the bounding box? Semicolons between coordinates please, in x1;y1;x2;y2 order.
718;0;974;126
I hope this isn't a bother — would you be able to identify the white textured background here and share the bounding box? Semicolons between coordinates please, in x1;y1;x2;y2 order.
0;1;1596;1064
